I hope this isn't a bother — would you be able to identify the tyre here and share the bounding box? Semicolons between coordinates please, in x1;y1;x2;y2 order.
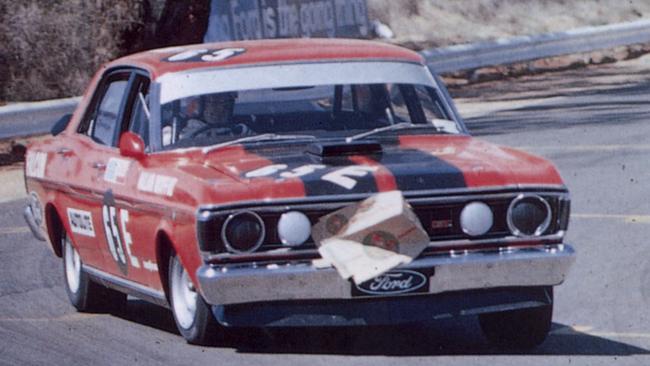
169;251;220;345
62;230;126;312
479;288;553;350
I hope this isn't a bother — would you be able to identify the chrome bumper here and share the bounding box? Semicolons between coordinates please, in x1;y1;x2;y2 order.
23;205;47;241
197;244;575;306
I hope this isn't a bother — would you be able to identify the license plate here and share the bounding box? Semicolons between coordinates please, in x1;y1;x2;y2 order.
351;269;432;297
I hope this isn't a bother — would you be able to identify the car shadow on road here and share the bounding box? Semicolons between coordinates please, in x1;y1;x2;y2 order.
114;298;179;335
223;320;650;357
113;300;649;356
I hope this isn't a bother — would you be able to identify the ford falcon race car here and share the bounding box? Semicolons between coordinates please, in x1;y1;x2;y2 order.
24;39;575;348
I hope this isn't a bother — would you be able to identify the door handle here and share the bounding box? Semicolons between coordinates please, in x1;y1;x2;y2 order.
92;162;106;170
56;148;73;156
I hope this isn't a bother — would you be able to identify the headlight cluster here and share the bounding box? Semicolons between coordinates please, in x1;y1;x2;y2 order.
197;209;312;254
507;194;552;237
222;211;265;253
460;194;567;238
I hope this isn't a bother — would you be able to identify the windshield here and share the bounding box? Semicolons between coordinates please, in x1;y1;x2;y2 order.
157;63;462;149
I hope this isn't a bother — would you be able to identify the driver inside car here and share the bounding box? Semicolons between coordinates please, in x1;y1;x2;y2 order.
177;91;251;141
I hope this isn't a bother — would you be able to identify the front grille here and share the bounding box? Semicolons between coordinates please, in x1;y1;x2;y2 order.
201;192;567;253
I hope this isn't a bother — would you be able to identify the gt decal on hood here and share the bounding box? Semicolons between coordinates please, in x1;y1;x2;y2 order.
244;164;378;191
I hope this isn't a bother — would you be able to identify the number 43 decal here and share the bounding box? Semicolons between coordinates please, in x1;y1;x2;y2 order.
165;48;246;63
102;191;139;274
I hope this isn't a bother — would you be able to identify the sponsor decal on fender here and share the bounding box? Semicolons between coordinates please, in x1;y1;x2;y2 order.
26;151;47;178
104;158;131;184
137;172;178;197
355;270;428;296
143;260;159;272
67;208;96;238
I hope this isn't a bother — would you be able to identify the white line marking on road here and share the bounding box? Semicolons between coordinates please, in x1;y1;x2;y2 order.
551;325;650;339
517;144;650;152
573;214;650;224
0;313;100;322
0;227;31;235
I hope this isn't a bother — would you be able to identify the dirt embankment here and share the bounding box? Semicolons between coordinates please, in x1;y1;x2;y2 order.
365;1;650;87
368;0;650;50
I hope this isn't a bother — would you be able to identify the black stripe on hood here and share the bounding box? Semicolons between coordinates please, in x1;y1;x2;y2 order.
370;145;467;191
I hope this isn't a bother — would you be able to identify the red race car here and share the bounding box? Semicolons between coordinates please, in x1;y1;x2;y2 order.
24;39;575;347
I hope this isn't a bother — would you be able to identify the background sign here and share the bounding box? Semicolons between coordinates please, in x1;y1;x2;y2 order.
204;0;369;42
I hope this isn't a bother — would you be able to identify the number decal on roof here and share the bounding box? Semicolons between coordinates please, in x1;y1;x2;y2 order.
165;48;246;63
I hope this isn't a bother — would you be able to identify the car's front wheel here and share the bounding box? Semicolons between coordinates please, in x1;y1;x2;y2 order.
62;230;126;312
169;251;220;345
478;287;553;350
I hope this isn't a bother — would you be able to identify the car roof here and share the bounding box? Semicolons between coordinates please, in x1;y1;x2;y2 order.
106;38;425;80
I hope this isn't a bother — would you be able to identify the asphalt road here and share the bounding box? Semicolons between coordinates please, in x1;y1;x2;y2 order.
3;56;650;365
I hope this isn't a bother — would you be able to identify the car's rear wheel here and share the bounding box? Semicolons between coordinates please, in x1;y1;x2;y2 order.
62;230;126;312
169;251;219;345
479;288;553;349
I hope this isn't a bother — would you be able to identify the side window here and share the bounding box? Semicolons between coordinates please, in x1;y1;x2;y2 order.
127;77;151;148
91;79;129;145
411;85;445;121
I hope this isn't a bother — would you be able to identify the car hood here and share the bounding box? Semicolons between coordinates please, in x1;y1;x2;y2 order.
187;135;564;203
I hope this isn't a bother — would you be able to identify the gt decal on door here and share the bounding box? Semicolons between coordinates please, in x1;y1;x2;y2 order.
102;191;140;274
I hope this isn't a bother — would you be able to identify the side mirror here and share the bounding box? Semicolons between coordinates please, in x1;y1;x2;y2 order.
51;114;72;136
119;132;146;160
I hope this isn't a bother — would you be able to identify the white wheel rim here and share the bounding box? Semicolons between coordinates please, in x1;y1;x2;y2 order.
64;235;81;294
171;260;198;330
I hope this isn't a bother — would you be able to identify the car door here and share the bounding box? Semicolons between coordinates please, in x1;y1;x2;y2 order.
72;69;143;280
86;71;165;291
54;70;132;271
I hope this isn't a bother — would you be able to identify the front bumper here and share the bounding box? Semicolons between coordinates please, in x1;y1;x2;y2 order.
197;244;575;306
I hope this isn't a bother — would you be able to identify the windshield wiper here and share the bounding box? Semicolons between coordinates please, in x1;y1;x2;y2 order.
202;133;316;154
345;122;435;143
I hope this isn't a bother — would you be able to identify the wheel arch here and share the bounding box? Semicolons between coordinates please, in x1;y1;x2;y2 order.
44;202;65;257
155;230;174;303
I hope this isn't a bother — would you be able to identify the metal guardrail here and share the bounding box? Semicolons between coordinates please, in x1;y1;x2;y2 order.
424;19;650;73
2;19;650;138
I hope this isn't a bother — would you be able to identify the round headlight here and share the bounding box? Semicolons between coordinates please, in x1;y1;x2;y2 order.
460;201;493;236
507;194;551;237
277;211;311;247
221;211;265;253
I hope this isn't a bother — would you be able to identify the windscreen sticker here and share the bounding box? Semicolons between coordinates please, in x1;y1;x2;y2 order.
164;48;246;63
137;172;178;197
25;151;47;178
67;208;96;238
104;158;131;185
